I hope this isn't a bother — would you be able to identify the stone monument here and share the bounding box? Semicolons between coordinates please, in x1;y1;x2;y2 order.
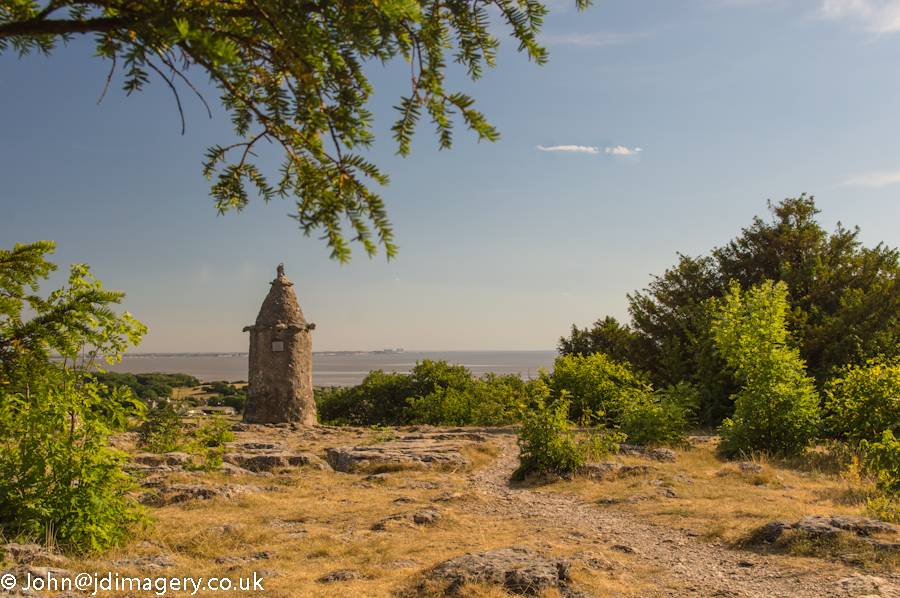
242;264;316;424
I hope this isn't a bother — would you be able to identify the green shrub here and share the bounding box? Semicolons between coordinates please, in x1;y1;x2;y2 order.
367;423;398;443
711;281;820;458
406;385;482;426
406;374;531;426
546;353;693;445
620;383;698;445
514;396;584;480
316;360;476;425
657;380;701;421
547;352;650;425
139;405;235;470
825;358;900;443
866;496;899;524
315;370;416;425
314;385;356;424
317;354;691;441
138;402;183;453
860;430;900;495
408;359;472;397
0;377;146;551
188;417;235;470
514;387;624;481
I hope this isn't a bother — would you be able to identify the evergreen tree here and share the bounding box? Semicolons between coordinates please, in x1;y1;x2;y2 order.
1;0;589;260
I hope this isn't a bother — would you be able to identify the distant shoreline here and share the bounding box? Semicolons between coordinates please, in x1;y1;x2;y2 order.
89;350;557;386
110;349;555;358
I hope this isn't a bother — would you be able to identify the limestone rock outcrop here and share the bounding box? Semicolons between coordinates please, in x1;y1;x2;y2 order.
426;547;574;596
325;441;471;472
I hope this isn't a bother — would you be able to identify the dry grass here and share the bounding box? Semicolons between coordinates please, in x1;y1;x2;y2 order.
61;428;898;597
536;438;897;571
64;428;658;597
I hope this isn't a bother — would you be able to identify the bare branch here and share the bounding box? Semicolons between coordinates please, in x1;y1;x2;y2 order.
155;50;212;119
146;61;186;135
97;54;117;104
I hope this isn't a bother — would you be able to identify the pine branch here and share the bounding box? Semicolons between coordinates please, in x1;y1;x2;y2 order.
0;17;136;39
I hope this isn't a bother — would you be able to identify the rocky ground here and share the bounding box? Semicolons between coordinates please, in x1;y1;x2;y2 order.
1;424;897;597
467;436;899;597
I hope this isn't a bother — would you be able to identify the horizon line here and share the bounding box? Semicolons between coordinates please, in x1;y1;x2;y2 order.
114;348;558;356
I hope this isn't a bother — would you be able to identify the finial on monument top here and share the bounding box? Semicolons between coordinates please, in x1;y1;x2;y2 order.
274;262;293;286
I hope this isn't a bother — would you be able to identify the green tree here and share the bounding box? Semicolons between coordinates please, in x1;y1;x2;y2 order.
0;241;148;551
561;254;734;426
1;0;588;261
0;241;146;385
561;195;900;425
558;316;639;364
710;280;820;457
713;196;900;383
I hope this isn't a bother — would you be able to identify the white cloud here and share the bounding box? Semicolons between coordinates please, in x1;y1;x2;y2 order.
541;31;651;47
536;145;644;157
819;0;900;33
605;145;643;156
841;167;900;187
536;144;600;154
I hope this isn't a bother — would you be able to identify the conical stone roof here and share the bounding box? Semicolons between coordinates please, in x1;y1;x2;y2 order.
254;263;307;329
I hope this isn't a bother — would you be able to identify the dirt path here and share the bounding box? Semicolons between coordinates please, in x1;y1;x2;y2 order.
466;437;899;598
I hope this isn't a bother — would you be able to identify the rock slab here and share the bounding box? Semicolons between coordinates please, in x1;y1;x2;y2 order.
427;547;572;595
579;462;652;481
754;514;899;551
223;452;326;472
325;442;470;473
618;444;677;462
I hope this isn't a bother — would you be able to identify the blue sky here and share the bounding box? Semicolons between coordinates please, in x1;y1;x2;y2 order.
2;0;900;352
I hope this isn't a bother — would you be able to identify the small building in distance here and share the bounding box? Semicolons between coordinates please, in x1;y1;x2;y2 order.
242;264;316;425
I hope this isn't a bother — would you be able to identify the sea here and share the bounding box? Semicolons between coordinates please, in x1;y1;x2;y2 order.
101;351;557;386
